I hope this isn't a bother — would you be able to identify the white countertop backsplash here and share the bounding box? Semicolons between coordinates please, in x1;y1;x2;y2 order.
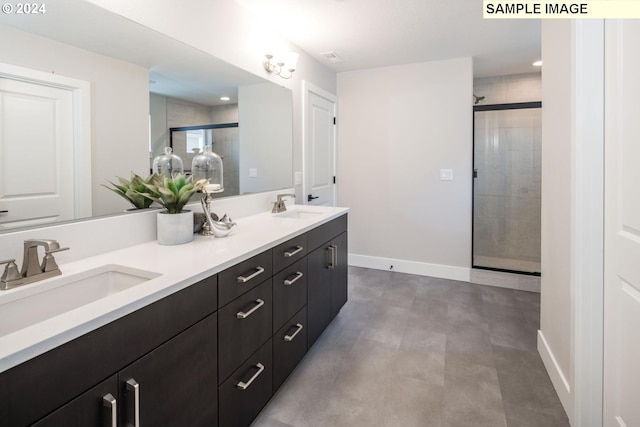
0;203;348;373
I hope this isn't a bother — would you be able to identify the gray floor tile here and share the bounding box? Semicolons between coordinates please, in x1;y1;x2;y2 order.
251;267;568;427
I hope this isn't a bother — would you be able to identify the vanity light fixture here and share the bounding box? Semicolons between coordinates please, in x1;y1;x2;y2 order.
264;51;299;79
220;96;231;101
533;60;543;66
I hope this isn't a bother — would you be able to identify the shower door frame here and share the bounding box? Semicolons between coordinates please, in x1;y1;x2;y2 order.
471;101;542;276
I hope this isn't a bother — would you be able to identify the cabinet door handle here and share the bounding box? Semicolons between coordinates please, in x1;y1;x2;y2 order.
237;298;265;319
102;393;117;427
284;323;304;342
284;245;303;257
126;378;140;427
328;245;338;269
237;266;265;283
284;271;304;286
237;363;265;390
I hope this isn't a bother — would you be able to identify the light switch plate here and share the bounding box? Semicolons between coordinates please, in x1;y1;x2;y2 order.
440;169;453;181
249;168;258;178
294;171;302;185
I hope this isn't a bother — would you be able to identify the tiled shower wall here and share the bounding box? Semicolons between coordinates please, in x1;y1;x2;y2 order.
473;73;541;273
473;72;541;105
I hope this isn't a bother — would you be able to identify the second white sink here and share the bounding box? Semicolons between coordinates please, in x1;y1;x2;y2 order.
274;209;325;220
0;264;160;338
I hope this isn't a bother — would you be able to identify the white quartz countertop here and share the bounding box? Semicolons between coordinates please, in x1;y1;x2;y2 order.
0;205;349;373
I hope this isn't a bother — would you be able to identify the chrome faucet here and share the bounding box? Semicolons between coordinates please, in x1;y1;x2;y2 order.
272;193;295;213
0;239;69;290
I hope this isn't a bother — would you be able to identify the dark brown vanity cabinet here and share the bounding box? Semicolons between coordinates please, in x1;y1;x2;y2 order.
117;313;218;427
1;274;218;427
33;313;219;427
307;215;348;348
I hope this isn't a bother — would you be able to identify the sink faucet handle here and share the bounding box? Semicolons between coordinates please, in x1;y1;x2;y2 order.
42;247;69;273
0;259;23;288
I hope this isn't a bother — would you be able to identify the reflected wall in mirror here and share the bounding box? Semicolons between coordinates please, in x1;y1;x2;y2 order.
0;0;293;233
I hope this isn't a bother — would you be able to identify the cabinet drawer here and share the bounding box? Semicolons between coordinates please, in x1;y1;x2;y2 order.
273;307;308;392
219;250;272;308
272;258;307;333
218;279;272;383
272;234;307;273
307;214;348;251
219;339;273;427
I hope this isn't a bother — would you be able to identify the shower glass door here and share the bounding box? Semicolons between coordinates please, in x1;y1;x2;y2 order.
472;103;541;275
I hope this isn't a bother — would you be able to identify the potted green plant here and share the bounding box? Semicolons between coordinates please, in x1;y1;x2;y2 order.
142;173;207;245
103;172;160;210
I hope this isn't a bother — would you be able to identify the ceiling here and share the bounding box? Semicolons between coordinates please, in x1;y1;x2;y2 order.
234;0;541;78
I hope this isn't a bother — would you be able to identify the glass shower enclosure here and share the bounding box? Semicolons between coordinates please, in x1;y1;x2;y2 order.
472;102;542;275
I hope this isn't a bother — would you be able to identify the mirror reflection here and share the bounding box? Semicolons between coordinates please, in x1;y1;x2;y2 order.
0;1;293;232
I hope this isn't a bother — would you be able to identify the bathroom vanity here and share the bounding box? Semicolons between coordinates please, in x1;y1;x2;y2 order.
0;206;348;427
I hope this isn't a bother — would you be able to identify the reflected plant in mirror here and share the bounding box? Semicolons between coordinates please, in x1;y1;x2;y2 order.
102;173;160;210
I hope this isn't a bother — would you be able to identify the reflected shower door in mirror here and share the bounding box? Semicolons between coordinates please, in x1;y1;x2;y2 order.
0;0;293;234
169;124;240;197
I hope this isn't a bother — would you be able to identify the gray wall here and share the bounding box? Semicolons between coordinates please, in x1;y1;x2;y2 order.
337;57;473;279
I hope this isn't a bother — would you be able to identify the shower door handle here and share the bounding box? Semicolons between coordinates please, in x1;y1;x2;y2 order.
473;168;478;178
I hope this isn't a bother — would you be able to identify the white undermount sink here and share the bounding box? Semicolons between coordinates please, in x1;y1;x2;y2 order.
0;264;160;338
274;209;325;220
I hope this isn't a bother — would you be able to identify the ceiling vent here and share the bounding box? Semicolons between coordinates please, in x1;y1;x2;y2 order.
320;51;344;64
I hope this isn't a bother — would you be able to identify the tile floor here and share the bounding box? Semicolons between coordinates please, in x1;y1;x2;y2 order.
251;267;569;427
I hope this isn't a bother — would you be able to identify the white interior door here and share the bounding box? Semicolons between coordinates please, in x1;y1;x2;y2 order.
0;77;75;229
303;82;336;206
604;19;640;427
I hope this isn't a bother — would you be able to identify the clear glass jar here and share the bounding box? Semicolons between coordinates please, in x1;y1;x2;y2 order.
191;145;224;192
153;147;184;178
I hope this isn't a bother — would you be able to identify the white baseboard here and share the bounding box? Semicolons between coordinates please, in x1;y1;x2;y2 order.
538;330;573;424
348;254;471;282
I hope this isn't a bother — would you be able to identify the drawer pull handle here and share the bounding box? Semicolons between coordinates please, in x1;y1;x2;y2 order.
284;271;304;286
328;245;338;269
284;323;304;342
237;266;265;283
284;245;304;257
102;393;117;427
237;298;265;319
237;363;265;390
126;379;140;427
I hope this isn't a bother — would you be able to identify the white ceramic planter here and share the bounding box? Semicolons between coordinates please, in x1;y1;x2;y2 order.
157;210;194;245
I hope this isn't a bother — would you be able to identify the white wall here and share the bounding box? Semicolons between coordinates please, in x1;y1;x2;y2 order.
539;20;573;420
238;83;293;194
539;19;606;427
337;58;473;280
0;25;150;217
